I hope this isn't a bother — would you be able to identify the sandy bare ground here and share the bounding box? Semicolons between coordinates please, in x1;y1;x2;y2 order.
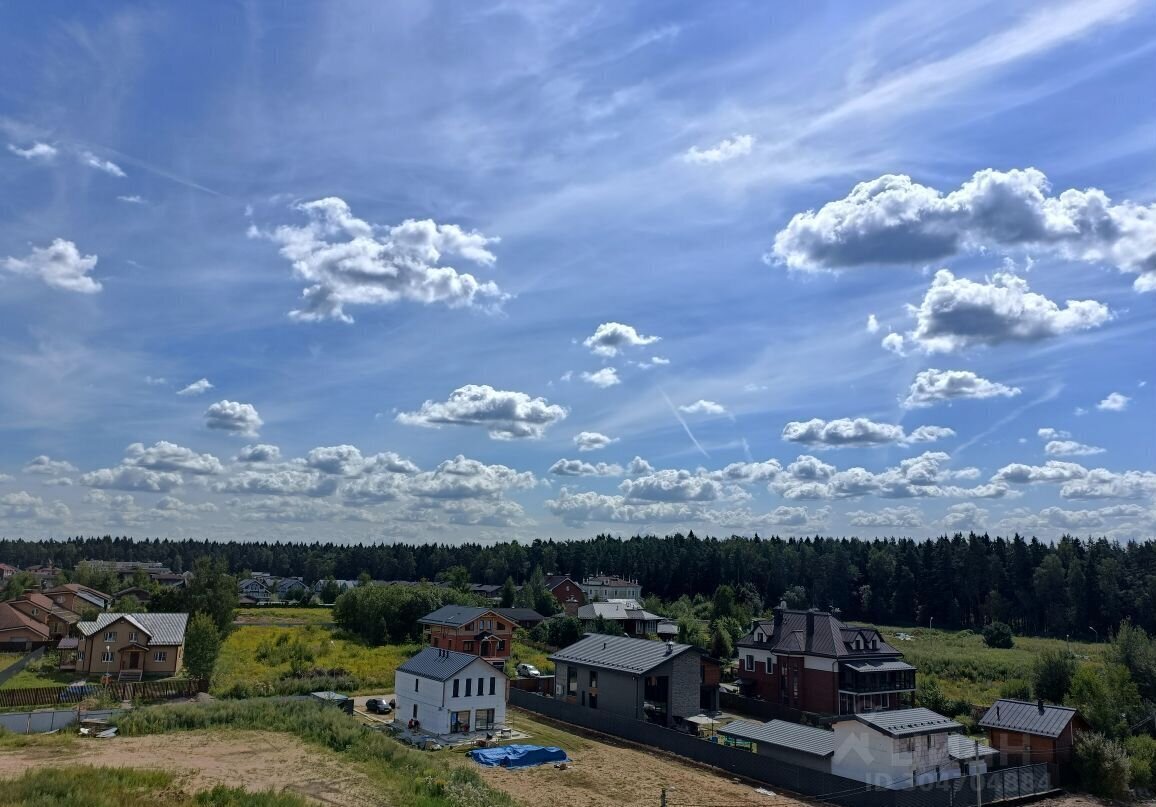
471;715;811;807
0;730;377;806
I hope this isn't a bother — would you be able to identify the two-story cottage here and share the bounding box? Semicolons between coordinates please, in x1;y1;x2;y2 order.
549;633;720;726
7;591;79;639
0;602;51;644
275;577;308;600
418;605;514;668
735;604;915;716
545;575;586;615
43;583;112;613
74;613;188;679
831;708;963;789
580;575;642;602
576;600;665;638
395;647;508;736
238;578;273;603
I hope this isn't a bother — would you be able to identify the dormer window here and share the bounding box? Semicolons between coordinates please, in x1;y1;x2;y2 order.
756;632;764;643
854;636;863;650
871;638;878;650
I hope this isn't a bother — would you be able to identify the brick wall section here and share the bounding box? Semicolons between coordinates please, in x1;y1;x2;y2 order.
667;649;701;720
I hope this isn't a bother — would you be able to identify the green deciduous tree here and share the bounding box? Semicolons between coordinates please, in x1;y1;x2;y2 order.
1074;732;1131;798
1032;648;1076;703
1066;663;1142;738
982;621;1015;649
184;612;221;680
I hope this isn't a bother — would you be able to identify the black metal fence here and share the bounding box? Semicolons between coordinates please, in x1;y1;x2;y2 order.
510;689;1055;807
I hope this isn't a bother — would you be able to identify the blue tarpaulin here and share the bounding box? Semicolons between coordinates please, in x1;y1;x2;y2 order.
469;744;568;768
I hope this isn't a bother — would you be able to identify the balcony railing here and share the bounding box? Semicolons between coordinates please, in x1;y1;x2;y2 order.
837;670;916;694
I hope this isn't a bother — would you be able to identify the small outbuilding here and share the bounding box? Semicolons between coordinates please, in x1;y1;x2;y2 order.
718;719;834;773
979;699;1085;766
311;690;354;715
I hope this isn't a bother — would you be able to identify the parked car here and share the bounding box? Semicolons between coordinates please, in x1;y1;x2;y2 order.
516;663;541;678
365;698;392;714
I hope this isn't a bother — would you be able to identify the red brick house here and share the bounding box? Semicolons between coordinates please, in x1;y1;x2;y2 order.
418;606;514;669
7;591;79;639
735;605;915;716
545;575;585;615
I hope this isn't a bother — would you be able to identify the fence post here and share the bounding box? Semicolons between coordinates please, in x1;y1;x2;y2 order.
660;788;667;807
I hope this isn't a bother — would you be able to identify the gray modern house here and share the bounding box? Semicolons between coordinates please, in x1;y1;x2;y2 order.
548;633;718;728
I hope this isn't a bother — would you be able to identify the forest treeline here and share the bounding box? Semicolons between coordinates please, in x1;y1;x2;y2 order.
2;531;1153;639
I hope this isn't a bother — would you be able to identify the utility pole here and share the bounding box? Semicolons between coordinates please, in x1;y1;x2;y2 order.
660;788;667;807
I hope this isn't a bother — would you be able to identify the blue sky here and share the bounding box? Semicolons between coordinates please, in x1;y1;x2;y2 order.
1;0;1153;543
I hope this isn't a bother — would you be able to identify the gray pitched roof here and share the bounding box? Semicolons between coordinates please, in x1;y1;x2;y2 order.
844;660;916;673
848;707;961;737
78;612;188;646
418;605;494;627
978;699;1079;738
719;719;835;757
397;647;486;681
496;608;546;623
576;601;663;622
947;735;999;760
549;633;696;674
737;609;902;659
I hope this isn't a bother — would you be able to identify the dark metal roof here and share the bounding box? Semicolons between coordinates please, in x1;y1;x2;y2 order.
549;633;695;674
397;647;488;681
849;708;961;737
736;609;902;659
719;719;835;757
947;735;999;760
978;699;1078;738
417;605;493;627
496;608;547;623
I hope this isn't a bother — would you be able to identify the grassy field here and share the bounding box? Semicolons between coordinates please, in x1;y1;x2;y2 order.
871;624;1105;705
0;766;308;807
0;653;81;691
213;622;419;697
0;654;20;674
234;606;336;625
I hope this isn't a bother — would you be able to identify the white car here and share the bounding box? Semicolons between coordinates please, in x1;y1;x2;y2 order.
516;663;541;678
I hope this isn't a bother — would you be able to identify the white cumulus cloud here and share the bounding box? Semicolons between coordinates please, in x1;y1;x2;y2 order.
3;239;101;293
583;322;661;357
769;167;1156;292
255;197;506;323
548;459;624;477
204;400;263;437
782;417;953;447
8;142;57;161
581;367;620;388
678;400;728;416
397;384;567;440
79;150;126;177
125;441;225;475
1097;392;1130;411
1045;440;1106;457
574;431;617;452
902;368;1022;408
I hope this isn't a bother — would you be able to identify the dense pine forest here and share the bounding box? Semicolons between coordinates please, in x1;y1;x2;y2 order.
2;532;1152;639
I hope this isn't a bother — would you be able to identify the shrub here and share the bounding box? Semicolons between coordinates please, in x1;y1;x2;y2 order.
999;678;1032;701
915;677;950;714
1125;734;1156;790
982;622;1014;649
1075;732;1131;798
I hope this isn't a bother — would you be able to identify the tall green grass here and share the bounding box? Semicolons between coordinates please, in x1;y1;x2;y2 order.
115;698;520;807
212;623;418;697
870;625;1104;704
0;765;308;807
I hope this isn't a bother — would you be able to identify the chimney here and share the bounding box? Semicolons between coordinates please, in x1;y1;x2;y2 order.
773;602;784;637
806;609;816;638
665;640;674;656
996;704;1001;720
1038;698;1045;714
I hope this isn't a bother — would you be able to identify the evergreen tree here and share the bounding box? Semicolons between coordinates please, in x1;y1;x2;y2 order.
184;612;221;680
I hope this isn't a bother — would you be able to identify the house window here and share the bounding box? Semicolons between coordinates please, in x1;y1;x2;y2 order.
465;622;474;631
101;651;114;663
745;654;754;671
453;679;460;697
589;670;598;688
590;693;598;709
77;651;85;661
31;607;39;616
154;651;167;662
476;708;496;730
497;639;506;652
414;678;420;692
478;676;484;695
129;632;138;642
757;632;764;642
489;676;496;695
463;641;474;652
927;735;932;749
496;622;505;631
412;704;418;720
104;631;117;642
567;666;578;697
466;678;473;697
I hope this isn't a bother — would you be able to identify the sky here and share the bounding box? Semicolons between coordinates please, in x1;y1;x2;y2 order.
0;0;1154;545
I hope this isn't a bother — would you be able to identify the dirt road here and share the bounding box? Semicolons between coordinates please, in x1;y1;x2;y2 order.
0;730;377;806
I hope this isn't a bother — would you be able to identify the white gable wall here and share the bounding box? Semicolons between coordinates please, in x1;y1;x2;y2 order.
394;656;508;736
832;721;961;789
